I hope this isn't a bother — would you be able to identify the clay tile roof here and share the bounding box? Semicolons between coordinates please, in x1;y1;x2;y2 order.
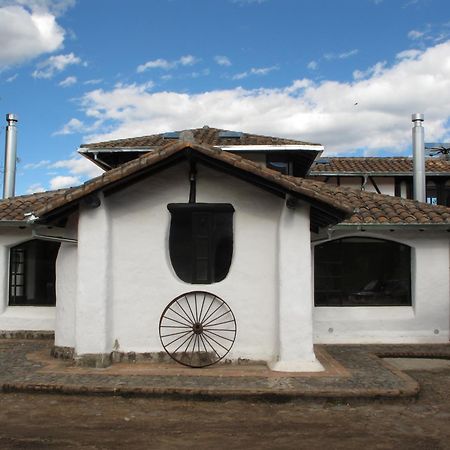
80;127;320;149
2;143;450;227
33;141;353;220
309;157;450;175
0;189;71;221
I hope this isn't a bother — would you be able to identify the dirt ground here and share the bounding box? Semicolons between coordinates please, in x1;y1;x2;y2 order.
0;367;449;450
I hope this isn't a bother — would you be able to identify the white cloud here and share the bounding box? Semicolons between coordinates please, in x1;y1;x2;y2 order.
408;29;425;40
58;75;76;87
32;52;82;78
78;40;450;155
0;3;66;68
137;54;199;73
307;60;318;70
24;159;50;169
214;55;232;66
49;175;80;189
230;0;268;4
53;117;83;135
50;156;103;178
232;65;277;79
353;61;387;80
84;78;102;85
26;182;45;193
5;73;18;82
324;49;359;60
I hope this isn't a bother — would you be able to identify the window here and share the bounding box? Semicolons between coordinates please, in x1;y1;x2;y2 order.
9;240;60;306
314;237;411;307
168;203;234;284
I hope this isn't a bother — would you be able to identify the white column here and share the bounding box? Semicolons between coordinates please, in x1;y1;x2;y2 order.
270;201;324;372
75;194;112;366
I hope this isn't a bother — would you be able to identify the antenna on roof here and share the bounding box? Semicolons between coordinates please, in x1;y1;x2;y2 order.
425;143;450;158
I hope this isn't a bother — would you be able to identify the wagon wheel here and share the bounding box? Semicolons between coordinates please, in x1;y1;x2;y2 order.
159;291;237;368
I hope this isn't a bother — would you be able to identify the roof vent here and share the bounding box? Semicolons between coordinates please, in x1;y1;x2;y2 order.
162;131;180;139
218;130;243;138
179;130;195;143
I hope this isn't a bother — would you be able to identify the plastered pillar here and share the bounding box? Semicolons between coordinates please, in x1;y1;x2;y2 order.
270;201;324;372
75;194;112;366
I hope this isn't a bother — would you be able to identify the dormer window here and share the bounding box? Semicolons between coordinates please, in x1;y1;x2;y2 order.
168;203;234;284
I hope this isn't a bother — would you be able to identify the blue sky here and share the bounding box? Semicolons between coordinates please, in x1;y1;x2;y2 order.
1;0;450;194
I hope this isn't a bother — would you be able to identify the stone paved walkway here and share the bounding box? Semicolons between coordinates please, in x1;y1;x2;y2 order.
1;339;449;401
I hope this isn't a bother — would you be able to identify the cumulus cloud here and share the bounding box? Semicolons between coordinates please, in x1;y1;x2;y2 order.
307;60;318;70
32;52;82;78
49;175;80;189
215;55;232;66
26;182;45;193
50;156;103;178
24;159;50;169
0;1;74;69
58;75;76;87
324;49;359;60
137;54;199;73
78;40;450;155
232;65;278;80
53;117;83;135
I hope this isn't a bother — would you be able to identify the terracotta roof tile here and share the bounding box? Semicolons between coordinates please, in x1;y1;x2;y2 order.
310;157;450;175
80;127;320;149
0;189;71;221
1;144;450;227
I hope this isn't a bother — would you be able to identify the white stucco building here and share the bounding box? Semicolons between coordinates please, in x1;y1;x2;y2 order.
0;128;449;371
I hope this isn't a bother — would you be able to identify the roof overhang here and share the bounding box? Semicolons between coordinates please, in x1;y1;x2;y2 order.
40;143;351;232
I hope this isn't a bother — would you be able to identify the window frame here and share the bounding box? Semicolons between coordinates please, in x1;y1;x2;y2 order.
8;239;60;307
314;236;412;307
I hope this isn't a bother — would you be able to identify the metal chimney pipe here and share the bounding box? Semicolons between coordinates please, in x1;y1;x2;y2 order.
3;113;18;199
412;113;425;203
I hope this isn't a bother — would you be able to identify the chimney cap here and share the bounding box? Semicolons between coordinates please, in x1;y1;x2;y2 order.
412;113;424;122
6;113;18;122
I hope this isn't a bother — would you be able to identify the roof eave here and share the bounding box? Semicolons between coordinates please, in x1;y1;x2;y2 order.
332;223;450;230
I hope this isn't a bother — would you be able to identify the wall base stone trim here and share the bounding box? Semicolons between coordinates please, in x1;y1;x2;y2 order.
0;330;54;340
51;345;75;360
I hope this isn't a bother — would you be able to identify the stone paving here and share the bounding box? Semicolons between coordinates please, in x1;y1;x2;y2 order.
1;338;449;401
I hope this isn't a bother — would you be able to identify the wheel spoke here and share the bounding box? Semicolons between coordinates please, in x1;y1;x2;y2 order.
173;331;195;354
203;330;230;352
160;324;192;329
161;330;193;338
203;308;232;327
185;295;198;324
202;301;225;326
165;330;192;347
164;316;194;327
194;292;199;323
199;295;215;323
175;299;195;325
201;333;221;360
168;306;193;326
203;329;234;342
203;319;236;327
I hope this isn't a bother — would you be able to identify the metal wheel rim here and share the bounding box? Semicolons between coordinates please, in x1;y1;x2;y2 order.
159;291;237;368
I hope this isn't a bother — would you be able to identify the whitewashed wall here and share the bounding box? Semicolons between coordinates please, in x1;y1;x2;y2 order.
316;176;396;196
313;230;450;343
106;162;283;361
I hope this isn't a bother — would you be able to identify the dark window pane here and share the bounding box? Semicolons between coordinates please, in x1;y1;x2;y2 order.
9;240;60;306
314;237;411;307
168;203;234;284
